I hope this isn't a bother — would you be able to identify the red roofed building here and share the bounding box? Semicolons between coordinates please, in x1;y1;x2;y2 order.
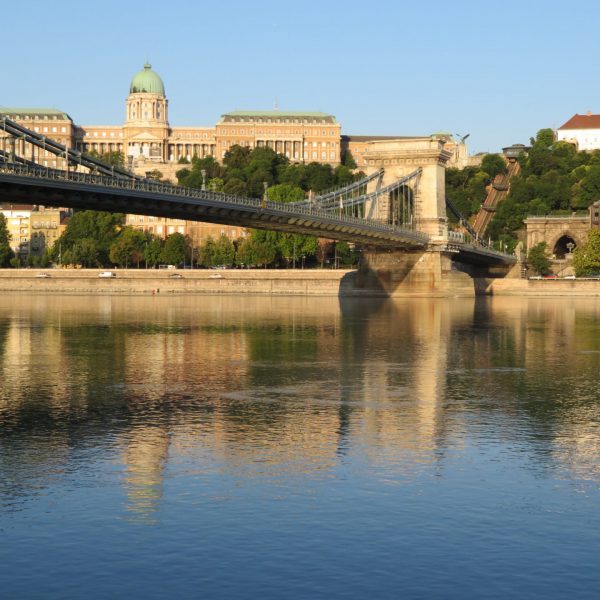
557;112;600;150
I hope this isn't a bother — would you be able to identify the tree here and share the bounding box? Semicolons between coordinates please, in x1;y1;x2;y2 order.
573;165;600;209
144;237;163;268
481;154;507;179
71;238;99;267
573;229;600;277
267;183;305;203
214;235;235;267
159;232;186;266
335;241;358;266
527;242;551;276
198;236;217;267
235;234;276;267
0;213;14;267
223;145;251;170
223;177;248;196
276;233;318;267
109;227;147;267
145;169;165;181
52;210;123;266
88;149;125;169
342;149;357;169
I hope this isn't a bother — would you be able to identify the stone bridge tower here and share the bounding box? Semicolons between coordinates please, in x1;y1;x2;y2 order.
363;137;452;242
356;137;479;296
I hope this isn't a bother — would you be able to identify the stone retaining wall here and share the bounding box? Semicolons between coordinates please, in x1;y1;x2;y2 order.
0;269;354;296
5;269;600;297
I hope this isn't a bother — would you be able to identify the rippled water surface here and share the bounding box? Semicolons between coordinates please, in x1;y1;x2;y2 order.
1;294;599;599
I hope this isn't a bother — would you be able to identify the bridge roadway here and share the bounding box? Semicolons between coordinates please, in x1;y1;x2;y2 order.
0;163;515;265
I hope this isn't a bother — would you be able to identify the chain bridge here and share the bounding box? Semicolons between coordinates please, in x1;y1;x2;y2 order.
0;117;516;294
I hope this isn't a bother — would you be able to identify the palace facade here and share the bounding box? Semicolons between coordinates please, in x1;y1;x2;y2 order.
1;62;471;177
0;63;473;254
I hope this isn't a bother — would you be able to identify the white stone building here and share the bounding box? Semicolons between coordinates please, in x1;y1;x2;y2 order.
557;112;600;150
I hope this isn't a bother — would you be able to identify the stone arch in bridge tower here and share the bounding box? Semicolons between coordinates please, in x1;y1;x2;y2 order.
550;232;581;259
362;138;452;240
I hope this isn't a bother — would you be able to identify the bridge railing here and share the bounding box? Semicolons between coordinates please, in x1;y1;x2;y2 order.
0;163;430;241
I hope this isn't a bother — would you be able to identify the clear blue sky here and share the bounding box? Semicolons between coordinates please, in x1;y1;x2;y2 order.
4;0;600;154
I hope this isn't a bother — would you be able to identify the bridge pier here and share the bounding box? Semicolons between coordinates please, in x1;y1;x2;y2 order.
354;248;478;297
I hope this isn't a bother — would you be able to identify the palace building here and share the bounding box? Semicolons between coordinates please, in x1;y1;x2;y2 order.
1;63;342;180
0;63;474;254
1;62;471;177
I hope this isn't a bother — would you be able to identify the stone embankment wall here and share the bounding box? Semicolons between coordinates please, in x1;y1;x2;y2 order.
4;269;600;297
0;269;355;296
486;278;600;296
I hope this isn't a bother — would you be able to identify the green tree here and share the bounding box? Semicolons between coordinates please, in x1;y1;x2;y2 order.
0;213;14;267
52;210;123;266
223;177;248;196
145;169;165;181
159;232;186;266
276;233;318;267
71;238;99;267
481;154;507;179
342;149;357;169
109;227;147;267
573;229;600;276
267;183;305;203
88;149;126;169
224;145;251;170
573;165;600;208
144;237;163;268
527;242;551;276
198;236;216;267
235;233;277;267
214;235;236;267
335;241;358;266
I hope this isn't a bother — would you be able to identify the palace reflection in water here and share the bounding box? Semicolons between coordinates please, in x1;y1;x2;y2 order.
1;294;599;598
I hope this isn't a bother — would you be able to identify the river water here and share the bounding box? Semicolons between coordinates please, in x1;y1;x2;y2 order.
0;294;599;599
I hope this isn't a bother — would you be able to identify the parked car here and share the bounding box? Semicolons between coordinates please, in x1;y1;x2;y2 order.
168;273;182;278
35;273;51;278
209;273;223;279
98;271;116;278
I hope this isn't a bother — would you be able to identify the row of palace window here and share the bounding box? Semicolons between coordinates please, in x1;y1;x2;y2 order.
84;131;124;138
33;126;68;134
220;150;337;160
220;140;337;148
223;129;337;136
10;114;63;121
229;118;332;125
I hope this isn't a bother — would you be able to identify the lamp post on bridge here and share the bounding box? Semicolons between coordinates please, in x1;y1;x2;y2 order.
201;169;207;191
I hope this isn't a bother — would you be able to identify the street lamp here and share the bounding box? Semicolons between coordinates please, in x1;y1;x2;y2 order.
201;169;207;191
567;241;575;254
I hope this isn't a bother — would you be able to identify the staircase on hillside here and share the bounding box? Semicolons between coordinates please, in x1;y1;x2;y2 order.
472;160;521;238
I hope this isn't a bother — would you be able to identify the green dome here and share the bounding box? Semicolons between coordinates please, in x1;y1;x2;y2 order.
129;63;165;96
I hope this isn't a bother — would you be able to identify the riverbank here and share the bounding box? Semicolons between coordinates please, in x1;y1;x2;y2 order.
485;277;600;296
3;269;600;296
0;268;354;295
